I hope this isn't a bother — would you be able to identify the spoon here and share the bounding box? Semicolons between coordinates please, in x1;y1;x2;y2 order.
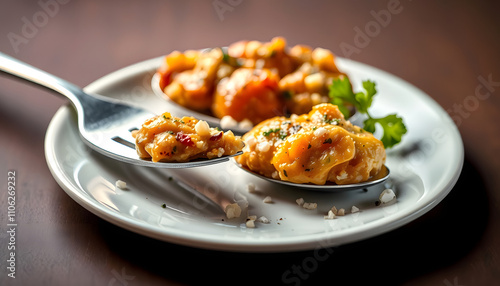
235;161;390;191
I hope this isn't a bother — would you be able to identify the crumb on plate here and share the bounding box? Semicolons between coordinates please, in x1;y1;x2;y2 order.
379;188;396;204
257;216;270;224
324;210;336;220
225;203;242;219
115;180;127;189
246;219;255;228
296;198;305;206
337;208;345;216
247;183;256;193
302;202;317;210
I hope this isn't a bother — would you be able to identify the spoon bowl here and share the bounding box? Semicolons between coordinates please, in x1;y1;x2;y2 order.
235;161;390;192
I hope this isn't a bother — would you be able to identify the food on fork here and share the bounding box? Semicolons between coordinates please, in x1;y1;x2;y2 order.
133;112;244;162
235;103;386;185
156;37;347;126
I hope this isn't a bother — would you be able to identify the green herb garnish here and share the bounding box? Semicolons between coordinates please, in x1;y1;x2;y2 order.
222;49;241;67
262;128;281;136
262;128;288;140
323;114;340;124
329;78;407;148
278;129;288;140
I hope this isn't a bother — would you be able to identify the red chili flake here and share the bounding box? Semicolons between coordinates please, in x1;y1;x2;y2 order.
209;131;223;141
176;132;194;146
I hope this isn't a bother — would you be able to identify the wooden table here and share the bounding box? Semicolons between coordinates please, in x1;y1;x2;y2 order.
1;1;499;285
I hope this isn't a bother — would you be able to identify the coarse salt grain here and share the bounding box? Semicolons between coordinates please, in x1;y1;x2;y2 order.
337;208;345;216
225;203;242;219
336;172;348;181
217;147;225;157
351;206;360;213
115;180;127;189
239;119;254;129
247;215;257;221
246;220;255;228
245;136;257;148
247;183;256;193
302;202;317;210
257;216;270;224
379;188;396;204
330;206;338;215
220;115;238;129
324;210;335;220
194;120;210;136
263;196;273;203
296;198;305;206
257;141;271;152
313;127;327;137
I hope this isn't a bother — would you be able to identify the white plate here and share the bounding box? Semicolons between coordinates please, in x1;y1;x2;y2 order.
44;57;463;252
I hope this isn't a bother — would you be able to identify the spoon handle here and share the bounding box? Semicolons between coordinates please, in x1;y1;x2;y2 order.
0;51;85;107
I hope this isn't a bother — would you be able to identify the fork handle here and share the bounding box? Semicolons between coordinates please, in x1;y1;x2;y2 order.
0;52;86;109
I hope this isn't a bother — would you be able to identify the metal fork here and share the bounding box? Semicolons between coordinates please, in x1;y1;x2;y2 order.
0;52;241;168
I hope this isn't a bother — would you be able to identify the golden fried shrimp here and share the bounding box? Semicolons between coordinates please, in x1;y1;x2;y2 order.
160;48;223;111
235;103;386;185
156;37;350;125
212;68;284;125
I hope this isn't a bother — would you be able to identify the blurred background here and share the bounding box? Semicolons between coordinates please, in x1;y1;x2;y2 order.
1;0;499;285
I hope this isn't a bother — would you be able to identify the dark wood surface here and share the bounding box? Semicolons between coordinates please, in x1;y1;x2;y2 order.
1;1;499;285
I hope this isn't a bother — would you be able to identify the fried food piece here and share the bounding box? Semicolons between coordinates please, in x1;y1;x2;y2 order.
156;37;350;124
227;36;297;77
159;48;223;111
212;68;284;125
280;46;347;115
235;103;386;185
133;112;244;162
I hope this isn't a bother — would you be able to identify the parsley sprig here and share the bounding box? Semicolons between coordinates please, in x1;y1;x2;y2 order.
328;78;407;148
